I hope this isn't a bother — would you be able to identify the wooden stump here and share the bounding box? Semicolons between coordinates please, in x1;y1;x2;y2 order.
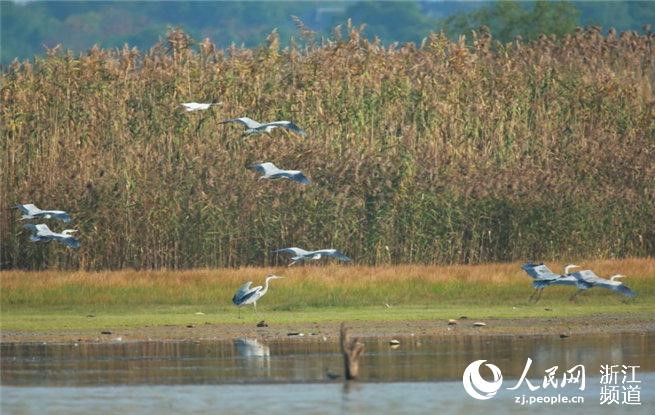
340;322;365;380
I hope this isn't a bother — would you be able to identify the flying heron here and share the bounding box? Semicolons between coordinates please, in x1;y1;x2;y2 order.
181;101;221;112
232;274;284;317
521;262;580;302
23;223;81;249
219;117;307;138
273;247;352;266
15;204;71;223
569;270;636;299
249;162;310;185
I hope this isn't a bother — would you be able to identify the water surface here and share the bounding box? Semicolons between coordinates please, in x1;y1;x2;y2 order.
2;333;652;414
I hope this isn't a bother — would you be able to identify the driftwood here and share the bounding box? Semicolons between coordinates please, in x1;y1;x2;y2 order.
340;322;365;380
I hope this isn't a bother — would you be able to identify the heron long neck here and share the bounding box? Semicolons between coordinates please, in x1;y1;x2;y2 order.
260;276;276;295
564;265;578;274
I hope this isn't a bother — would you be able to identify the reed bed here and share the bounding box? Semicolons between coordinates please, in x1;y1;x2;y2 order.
2;258;653;309
1;26;654;270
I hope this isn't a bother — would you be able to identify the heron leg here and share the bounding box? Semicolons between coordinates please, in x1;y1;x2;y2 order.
528;290;537;302
254;301;257;314
535;288;544;303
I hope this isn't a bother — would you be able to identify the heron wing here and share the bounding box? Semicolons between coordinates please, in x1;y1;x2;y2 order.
49;210;72;223
521;263;560;280
315;249;351;262
233;281;254;304
22;223;38;234
570;270;605;284
586;276;636;297
532;279;551;289
612;283;636;298
274;170;310;184
57;235;81;249
24;224;48;240
250;162;280;176
548;275;577;286
273;247;310;256
220;117;261;129
24;223;55;237
16;204;39;215
237;286;262;304
36;223;54;234
232;282;262;305
288;171;310;185
249;163;266;175
265;121;306;137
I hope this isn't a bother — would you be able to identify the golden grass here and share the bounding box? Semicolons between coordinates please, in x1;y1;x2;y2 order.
3;258;654;288
2;258;653;307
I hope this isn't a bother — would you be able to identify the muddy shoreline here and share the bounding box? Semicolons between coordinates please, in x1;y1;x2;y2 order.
2;315;654;344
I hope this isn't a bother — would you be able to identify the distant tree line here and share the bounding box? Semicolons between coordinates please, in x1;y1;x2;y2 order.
2;1;654;64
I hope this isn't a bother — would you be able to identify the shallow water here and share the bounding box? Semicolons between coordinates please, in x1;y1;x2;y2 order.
1;333;653;414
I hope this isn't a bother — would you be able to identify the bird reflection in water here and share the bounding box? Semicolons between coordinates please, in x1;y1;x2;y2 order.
234;338;270;358
233;338;271;375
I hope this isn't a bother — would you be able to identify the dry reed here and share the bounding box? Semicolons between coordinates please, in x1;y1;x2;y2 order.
1;26;654;270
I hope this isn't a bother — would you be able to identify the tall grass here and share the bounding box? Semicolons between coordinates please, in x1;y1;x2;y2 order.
2;259;653;309
1;26;654;270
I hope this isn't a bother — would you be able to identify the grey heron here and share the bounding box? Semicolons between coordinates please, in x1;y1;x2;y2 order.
569;270;636;299
249;162;310;185
273;247;352;266
23;223;81;249
220;117;307;138
232;274;284;317
521;262;580;302
181;101;221;112
15;204;71;223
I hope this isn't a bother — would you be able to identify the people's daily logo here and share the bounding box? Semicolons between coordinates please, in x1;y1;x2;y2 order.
462;358;641;406
462;360;503;400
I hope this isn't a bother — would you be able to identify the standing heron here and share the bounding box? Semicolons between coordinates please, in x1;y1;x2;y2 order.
232;275;284;317
23;223;81;249
273;247;351;266
220;117;307;138
569;270;636;299
15;204;71;223
521;262;580;302
249;162;310;185
181;101;221;112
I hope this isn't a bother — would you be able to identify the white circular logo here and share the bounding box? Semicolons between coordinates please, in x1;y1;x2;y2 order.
462;360;503;400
